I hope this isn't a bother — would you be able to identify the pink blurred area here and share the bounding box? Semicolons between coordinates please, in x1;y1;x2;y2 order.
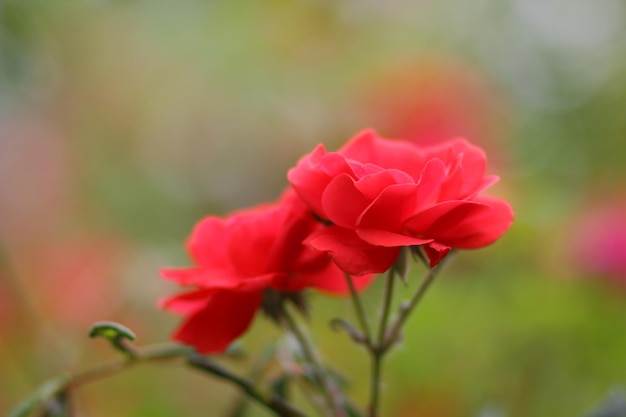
0;115;131;334
570;198;626;285
358;59;510;162
10;236;127;327
0;117;73;244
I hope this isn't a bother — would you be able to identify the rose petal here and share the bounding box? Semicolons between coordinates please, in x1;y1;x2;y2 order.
171;289;263;353
405;197;513;248
423;242;452;268
188;217;230;268
274;260;375;294
159;288;215;314
358;183;421;233
226;208;278;276
357;229;432;247
288;148;355;218
414;158;448;210
161;267;237;287
306;226;400;275
161;267;278;291
424;139;496;200
355;169;414;199
321;173;370;228
339;129;426;180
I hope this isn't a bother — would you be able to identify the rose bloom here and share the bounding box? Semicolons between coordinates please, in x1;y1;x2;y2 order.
161;190;372;353
288;129;513;275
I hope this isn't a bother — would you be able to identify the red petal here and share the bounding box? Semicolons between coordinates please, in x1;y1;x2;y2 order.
274;260;375;294
161;267;237;287
357;229;432;247
288;147;355;218
423;139;495;200
306;226;400;275
423;242;451;268
172;290;263;354
405;197;513;248
321;173;370;228
159;288;215;314
308;264;375;294
226;208;278;276
355;169;413;198
187;217;231;268
161;267;278;291
415;158;447;210
358;183;421;234
339;129;426;180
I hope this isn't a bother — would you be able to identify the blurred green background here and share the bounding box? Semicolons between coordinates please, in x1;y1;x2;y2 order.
2;0;626;416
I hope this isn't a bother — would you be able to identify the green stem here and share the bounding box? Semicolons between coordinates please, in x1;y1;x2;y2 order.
68;343;195;389
223;345;276;417
9;343;195;417
368;355;382;417
282;307;342;417
383;253;453;351
344;274;373;347
376;268;396;347
188;354;307;417
368;268;396;417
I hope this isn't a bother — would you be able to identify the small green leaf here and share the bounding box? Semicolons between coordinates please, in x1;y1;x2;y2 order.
89;321;138;358
89;321;136;341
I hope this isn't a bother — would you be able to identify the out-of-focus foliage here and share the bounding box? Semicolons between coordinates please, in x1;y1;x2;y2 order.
1;0;626;416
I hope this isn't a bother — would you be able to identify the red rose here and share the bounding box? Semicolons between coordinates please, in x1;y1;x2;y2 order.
288;129;514;275
161;190;372;353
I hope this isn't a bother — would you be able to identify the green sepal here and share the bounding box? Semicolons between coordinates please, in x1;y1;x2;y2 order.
392;246;410;284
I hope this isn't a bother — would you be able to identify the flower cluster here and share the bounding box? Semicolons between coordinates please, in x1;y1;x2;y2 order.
162;129;513;353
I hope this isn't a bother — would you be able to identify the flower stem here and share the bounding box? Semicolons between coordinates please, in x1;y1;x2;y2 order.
367;267;396;417
344;273;373;347
188;353;307;417
368;355;383;417
377;268;396;347
383;253;454;351
8;343;195;417
69;343;195;389
282;307;343;417
223;344;276;417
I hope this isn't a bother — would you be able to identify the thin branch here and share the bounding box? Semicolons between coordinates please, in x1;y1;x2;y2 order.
282;307;344;417
9;343;195;417
188;353;307;417
344;274;373;348
368;267;396;417
376;268;396;349
222;344;276;417
382;253;454;352
68;343;195;390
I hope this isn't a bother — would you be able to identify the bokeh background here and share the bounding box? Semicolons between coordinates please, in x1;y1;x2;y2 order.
2;1;626;416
